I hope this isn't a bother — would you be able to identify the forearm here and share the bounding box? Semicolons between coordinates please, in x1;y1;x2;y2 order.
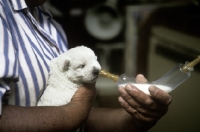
0;104;89;132
0;84;96;131
85;108;137;132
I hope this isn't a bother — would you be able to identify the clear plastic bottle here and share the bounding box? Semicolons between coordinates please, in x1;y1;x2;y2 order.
99;55;200;95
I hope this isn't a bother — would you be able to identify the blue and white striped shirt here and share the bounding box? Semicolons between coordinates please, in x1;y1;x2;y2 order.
0;0;68;114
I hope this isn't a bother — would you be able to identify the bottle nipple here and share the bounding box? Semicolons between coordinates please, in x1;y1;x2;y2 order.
99;69;119;82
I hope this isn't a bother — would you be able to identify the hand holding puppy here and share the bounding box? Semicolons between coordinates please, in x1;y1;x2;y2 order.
60;83;96;130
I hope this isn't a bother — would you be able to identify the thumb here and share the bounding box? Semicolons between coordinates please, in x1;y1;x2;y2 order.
71;83;96;105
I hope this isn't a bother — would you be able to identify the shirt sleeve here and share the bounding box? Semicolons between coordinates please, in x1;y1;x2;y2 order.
0;12;19;114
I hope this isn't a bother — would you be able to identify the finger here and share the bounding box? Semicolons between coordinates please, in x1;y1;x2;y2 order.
118;96;159;123
119;85;162;117
149;86;172;106
127;85;169;116
135;74;148;83
82;82;96;89
119;86;141;110
118;86;133;104
119;85;168;116
72;84;96;103
118;96;130;110
77;83;96;96
124;85;157;109
118;93;162;119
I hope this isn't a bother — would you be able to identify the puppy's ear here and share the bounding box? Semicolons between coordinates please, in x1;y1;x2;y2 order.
57;57;70;72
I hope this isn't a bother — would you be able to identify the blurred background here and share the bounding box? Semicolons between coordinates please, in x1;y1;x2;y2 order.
45;0;200;131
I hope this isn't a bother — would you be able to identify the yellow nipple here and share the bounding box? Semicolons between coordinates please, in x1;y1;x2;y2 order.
99;69;119;82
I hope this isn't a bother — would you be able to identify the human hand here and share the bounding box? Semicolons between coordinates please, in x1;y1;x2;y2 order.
71;83;96;106
118;74;172;131
61;83;96;130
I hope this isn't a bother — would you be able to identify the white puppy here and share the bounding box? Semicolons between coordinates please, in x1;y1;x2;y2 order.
37;46;101;106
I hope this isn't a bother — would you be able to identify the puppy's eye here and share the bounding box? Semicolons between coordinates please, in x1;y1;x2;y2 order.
79;64;85;68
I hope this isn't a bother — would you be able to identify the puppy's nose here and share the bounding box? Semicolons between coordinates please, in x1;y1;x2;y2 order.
93;68;100;76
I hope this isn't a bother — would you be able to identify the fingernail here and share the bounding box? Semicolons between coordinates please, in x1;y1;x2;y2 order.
125;84;133;91
125;85;139;93
149;86;157;93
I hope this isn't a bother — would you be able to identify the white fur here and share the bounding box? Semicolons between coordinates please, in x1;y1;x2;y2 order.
37;46;101;106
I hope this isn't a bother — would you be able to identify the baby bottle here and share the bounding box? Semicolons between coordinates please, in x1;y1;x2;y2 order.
99;55;200;95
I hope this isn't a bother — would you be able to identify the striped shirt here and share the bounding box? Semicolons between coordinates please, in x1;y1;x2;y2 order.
0;0;68;114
